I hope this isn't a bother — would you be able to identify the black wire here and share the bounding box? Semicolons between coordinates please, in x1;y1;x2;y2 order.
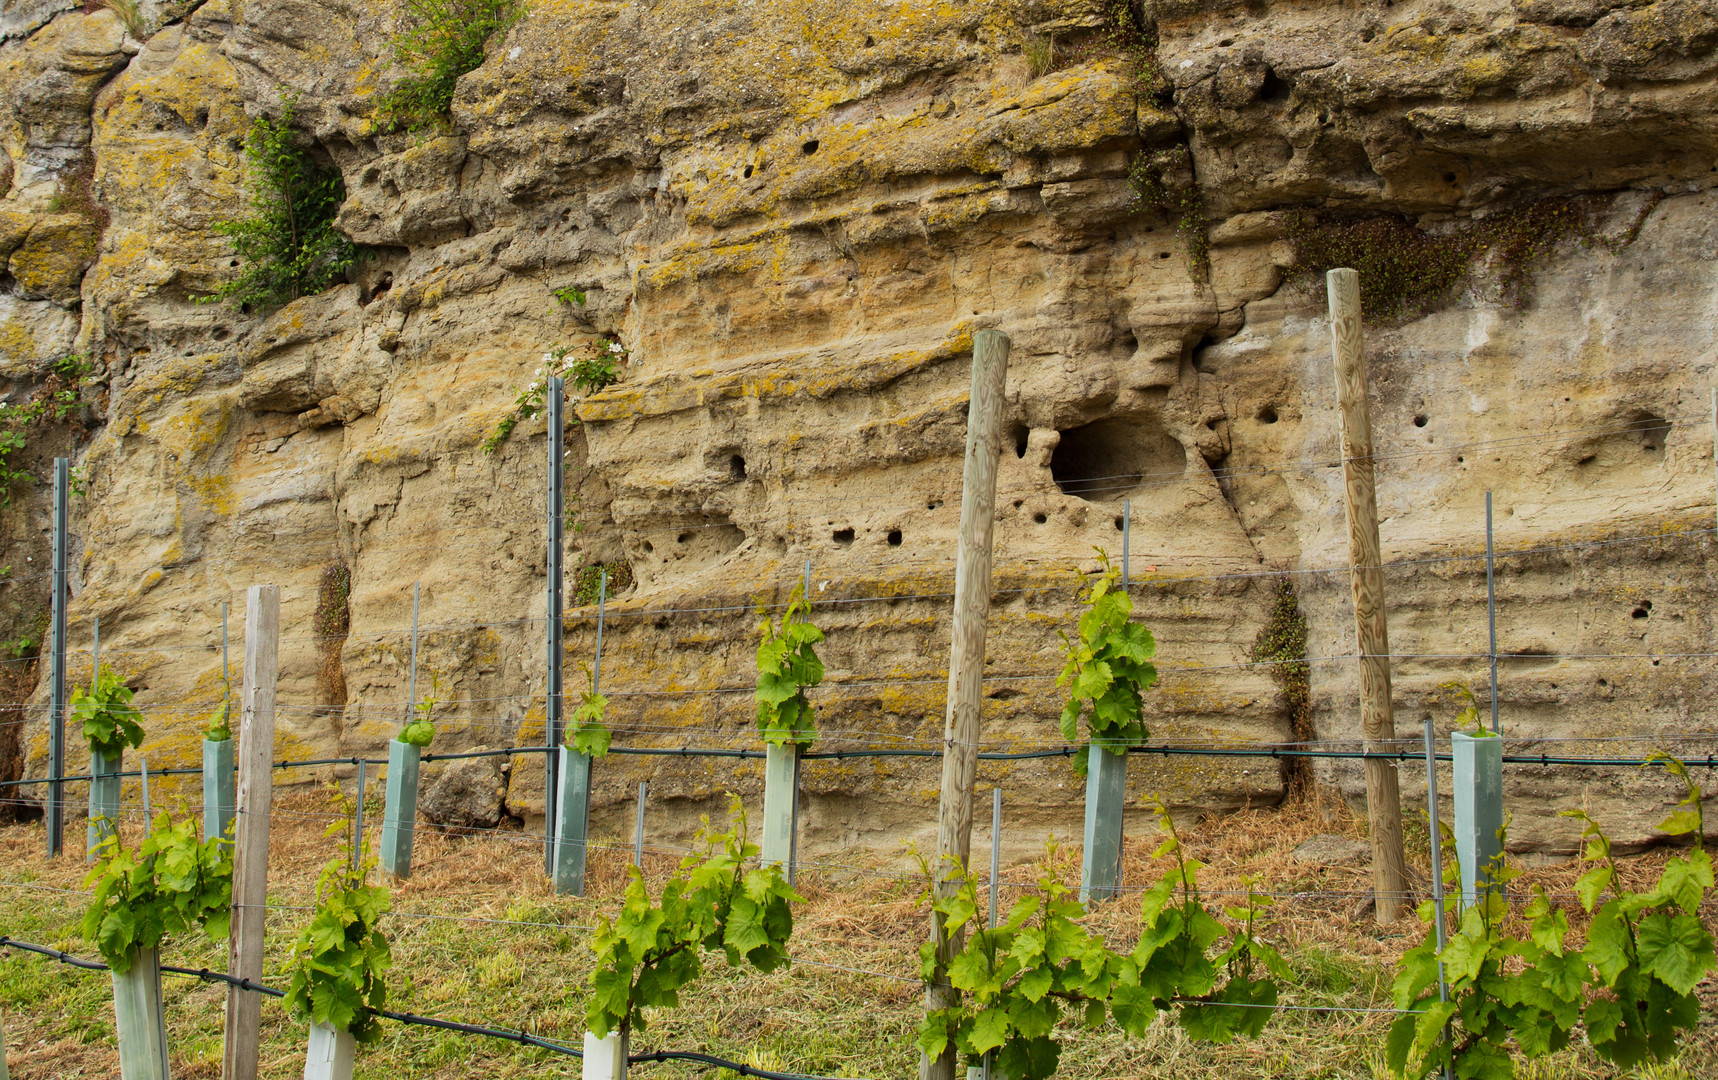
0;937;866;1079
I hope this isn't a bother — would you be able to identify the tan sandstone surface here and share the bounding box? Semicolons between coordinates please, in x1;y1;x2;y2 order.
0;0;1713;860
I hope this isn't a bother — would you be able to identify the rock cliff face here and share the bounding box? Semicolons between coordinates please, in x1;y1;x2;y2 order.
1;0;1715;854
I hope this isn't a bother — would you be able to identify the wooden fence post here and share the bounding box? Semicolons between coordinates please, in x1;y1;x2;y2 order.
1327;269;1409;924
379;739;420;878
113;946;170;1080
922;329;1010;1080
223;584;278;1080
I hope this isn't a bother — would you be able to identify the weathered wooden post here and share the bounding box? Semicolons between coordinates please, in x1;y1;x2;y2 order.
922;329;1010;1080
1327;269;1410;924
223;584;278;1080
112;946;170;1080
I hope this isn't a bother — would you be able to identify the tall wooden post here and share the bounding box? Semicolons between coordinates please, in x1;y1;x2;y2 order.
223;585;278;1080
922;329;1010;1080
1327;269;1409;924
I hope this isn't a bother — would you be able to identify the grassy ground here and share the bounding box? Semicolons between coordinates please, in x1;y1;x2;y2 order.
0;784;1713;1079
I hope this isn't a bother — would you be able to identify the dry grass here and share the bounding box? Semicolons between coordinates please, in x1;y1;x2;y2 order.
0;786;1713;1079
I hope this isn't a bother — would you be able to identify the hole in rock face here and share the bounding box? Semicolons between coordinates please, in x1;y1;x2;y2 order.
1014;425;1029;459
1632;601;1652;619
677;532;692;544
887;529;902;546
743;165;753;178
1033;512;1048;524
1443;172;1458;183
802;139;820;155
643;540;654;553
833;528;855;547
864;35;875;47
1413;414;1428;428
1632;412;1671;452
1050;415;1186;502
987;688;1022;701
1361;27;1376;41
1259;69;1290;102
1218;38;1233;47
926;499;942;510
1114;516;1124;531
1577;454;1597;466
1257;406;1278;424
729;454;747;480
213;329;230;342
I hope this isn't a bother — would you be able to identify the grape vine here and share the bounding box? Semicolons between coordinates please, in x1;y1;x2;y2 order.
74;664;144;761
1057;551;1158;775
82;813;233;973
283;809;393;1044
585;798;799;1044
754;587;824;748
568;662;612;758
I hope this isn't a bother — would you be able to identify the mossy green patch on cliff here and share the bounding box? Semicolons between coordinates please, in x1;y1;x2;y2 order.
1285;199;1602;321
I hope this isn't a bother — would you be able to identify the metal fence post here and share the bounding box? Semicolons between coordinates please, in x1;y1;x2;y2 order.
1486;492;1499;735
1452;731;1504;908
545;376;565;875
46;458;68;857
554;569;603;895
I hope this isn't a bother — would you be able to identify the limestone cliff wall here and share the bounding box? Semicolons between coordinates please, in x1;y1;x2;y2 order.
1;0;1714;854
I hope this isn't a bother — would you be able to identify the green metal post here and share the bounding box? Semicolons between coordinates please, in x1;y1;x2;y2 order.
1079;742;1127;903
1452;731;1504;908
380;740;421;878
203;738;235;846
112;946;169;1080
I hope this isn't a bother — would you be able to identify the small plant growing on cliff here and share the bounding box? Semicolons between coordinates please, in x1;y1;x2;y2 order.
754;586;824;748
203;673;232;742
574;559;633;605
89;0;150;40
1057;550;1157;775
0;354;99;505
378;0;522;131
207;97;355;310
1129;146;1209;279
1249;581;1309;787
74;665;145;762
483;339;627;453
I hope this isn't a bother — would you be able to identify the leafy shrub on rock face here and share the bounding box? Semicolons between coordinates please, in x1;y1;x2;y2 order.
378;0;522;131
207;97;355;310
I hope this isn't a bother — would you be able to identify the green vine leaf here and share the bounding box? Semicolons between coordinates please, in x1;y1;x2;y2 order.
284;802;392;1043
585;797;800;1042
74;665;145;760
399;674;440;749
568;662;611;758
754;587;824;748
1056;550;1156;775
82;813;233;973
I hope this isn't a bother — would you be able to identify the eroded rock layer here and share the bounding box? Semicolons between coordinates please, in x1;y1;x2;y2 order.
2;0;1715;854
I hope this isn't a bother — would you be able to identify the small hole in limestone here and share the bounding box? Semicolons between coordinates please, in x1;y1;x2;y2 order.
213;329;231;342
1457;456;1465;464
729;454;746;480
864;35;875;47
1114;516;1124;531
887;529;902;546
926;500;942;510
1598;678;1607;686
1218;38;1233;47
1577;454;1597;466
1361;27;1376;41
743;165;753;178
1014;426;1028;459
802;139;820;155
1013;499;1023;509
643;541;654;553
676;532;691;544
833;528;855;546
1443;172;1457;183
1413;414;1428;428
1632;601;1652;619
1157;251;1172;259
1257;406;1278;424
1033;512;1048;524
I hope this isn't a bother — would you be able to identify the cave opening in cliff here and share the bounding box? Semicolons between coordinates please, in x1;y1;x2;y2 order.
1049;416;1186;502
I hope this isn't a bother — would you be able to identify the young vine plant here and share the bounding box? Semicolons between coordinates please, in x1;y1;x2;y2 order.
1388;756;1715;1079
1057;550;1157;775
754;585;824;747
586;797;800;1044
284;797;393;1043
568;661;611;758
83;813;233;973
74;664;145;761
399;675;440;749
920;798;1286;1080
483;338;627;453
